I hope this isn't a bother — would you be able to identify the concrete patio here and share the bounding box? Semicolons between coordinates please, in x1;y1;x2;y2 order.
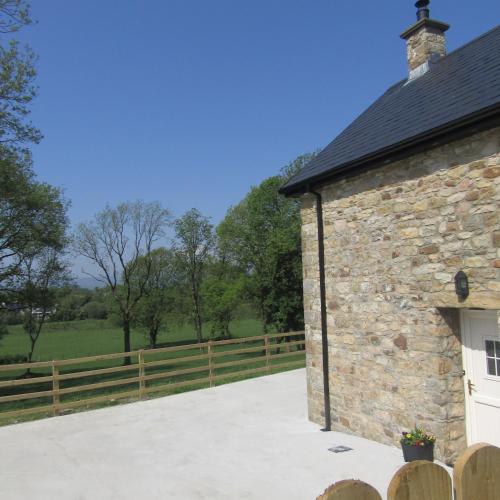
0;369;411;499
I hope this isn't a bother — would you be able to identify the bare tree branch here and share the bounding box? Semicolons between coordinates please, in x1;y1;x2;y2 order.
73;201;171;362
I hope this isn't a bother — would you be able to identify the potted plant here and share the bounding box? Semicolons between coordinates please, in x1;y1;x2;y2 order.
400;427;436;462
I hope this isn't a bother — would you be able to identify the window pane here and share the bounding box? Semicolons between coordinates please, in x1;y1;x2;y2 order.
486;340;495;357
487;358;496;376
497;359;500;377
495;341;500;356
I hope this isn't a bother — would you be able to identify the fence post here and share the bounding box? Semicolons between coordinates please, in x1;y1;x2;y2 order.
454;443;500;500
208;341;214;387
52;361;60;416
317;479;382;500
138;350;145;399
387;460;452;500
264;335;271;374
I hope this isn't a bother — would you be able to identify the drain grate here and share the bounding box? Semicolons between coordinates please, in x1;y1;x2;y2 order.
328;445;353;453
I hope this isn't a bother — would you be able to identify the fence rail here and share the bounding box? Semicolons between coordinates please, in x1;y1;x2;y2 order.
0;331;305;422
317;442;500;500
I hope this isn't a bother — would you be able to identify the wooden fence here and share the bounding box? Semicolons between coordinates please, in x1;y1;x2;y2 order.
317;442;500;500
0;331;305;423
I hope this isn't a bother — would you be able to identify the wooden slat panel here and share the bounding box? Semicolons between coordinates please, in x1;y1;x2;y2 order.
142;342;210;355
56;350;140;367
0;360;53;372
387;461;452;500
208;335;266;346
144;353;209;369
317;480;382;500
0;374;54;388
211;345;266;358
268;339;305;350
0;352;139;373
454;443;500;500
207;331;304;348
269;331;304;340
0;332;303;372
0;331;305;418
0;388;54;403
180;332;303;349
58;376;141;396
58;363;140;381
144;332;304;355
143;365;209;382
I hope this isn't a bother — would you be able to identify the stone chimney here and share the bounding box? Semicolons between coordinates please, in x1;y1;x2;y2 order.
400;0;449;80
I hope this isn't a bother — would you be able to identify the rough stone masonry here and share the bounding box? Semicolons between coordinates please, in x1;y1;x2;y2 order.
300;127;500;464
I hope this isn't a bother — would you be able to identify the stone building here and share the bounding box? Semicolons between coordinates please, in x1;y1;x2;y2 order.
280;2;500;464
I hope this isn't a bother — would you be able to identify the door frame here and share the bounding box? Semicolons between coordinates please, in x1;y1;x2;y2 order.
460;308;498;445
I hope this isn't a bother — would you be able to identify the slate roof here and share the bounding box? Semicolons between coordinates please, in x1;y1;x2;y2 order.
281;25;500;195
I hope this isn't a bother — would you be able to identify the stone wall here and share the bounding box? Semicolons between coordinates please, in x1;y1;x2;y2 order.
300;126;500;464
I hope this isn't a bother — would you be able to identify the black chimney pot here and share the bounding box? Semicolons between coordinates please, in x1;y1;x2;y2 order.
416;0;430;21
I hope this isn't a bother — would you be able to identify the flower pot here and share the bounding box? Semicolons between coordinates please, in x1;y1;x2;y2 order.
400;441;434;462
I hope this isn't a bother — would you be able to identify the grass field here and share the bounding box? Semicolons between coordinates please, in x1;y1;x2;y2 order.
0;319;305;426
0;318;263;362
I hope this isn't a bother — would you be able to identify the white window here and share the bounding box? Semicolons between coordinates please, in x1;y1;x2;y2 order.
485;339;500;377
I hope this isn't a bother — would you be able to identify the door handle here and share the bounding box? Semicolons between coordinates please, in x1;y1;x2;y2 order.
467;379;475;396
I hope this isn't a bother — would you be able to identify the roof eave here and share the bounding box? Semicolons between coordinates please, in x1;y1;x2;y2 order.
279;103;500;197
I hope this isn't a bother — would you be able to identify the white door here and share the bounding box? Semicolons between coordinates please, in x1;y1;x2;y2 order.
461;310;500;447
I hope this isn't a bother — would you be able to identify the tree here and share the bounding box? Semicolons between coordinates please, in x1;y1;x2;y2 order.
202;273;243;339
51;285;94;321
0;0;41;154
14;249;69;370
217;153;315;334
0;0;41;153
0;0;67;293
80;300;108;320
0;1;69;354
280;152;318;181
201;242;246;339
132;247;180;348
174;209;214;343
0;156;68;290
0;40;39;149
74;201;171;363
0;1;32;34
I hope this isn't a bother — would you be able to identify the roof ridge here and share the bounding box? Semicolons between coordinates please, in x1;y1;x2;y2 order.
439;24;500;61
336;27;500;129
394;25;500;87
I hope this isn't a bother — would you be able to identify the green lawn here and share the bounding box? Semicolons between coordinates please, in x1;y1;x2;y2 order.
0;319;305;425
0;318;263;362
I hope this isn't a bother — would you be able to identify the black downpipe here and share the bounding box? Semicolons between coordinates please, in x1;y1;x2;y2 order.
309;188;331;431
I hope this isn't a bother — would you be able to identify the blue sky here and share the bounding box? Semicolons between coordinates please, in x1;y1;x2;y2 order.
17;1;500;254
